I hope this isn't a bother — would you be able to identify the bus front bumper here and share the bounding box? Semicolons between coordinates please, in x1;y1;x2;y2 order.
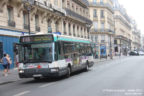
19;68;67;78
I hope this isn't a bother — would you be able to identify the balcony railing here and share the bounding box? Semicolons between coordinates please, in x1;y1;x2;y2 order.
8;20;15;27
90;28;115;34
35;26;40;32
101;40;105;43
65;8;92;25
24;24;29;30
89;2;114;12
52;4;66;15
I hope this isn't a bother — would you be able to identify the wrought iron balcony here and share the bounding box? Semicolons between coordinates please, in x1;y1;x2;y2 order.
89;2;114;12
101;40;105;43
35;26;40;32
8;20;15;27
24;24;29;30
52;4;66;15
90;28;115;34
65;8;92;25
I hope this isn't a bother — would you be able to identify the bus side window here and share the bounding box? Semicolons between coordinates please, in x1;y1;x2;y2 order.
55;42;58;61
58;41;64;60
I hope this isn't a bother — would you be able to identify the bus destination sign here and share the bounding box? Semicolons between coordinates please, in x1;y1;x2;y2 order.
20;35;53;43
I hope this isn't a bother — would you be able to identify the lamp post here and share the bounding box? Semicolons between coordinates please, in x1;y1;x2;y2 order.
110;34;113;59
120;36;122;57
22;0;34;35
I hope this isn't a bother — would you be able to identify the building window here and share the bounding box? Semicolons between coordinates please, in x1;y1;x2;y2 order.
73;25;75;36
0;42;3;59
95;36;98;42
23;11;28;29
55;21;59;32
114;40;117;44
7;6;15;27
76;6;78;12
77;26;79;37
44;1;47;6
101;35;105;42
35;15;39;27
69;23;71;35
100;10;104;18
93;9;97;18
54;0;58;5
100;0;103;4
101;22;104;32
35;15;40;32
72;4;74;10
67;1;69;6
83;9;85;15
93;22;98;31
93;0;97;4
7;6;14;21
48;20;52;33
63;22;66;34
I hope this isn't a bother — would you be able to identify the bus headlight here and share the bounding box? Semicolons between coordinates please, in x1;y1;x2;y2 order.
19;69;24;73
50;68;59;72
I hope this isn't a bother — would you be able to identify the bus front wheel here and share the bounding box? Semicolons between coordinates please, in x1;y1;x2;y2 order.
85;61;89;71
66;67;71;78
34;77;41;80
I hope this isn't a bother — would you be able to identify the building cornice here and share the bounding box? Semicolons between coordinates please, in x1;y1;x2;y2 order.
72;0;88;8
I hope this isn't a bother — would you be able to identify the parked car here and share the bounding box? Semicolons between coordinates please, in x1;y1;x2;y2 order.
129;51;139;56
138;51;144;56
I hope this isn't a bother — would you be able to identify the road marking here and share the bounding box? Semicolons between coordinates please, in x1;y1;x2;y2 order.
13;91;30;96
39;83;55;88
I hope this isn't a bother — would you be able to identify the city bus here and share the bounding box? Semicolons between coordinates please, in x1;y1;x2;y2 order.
18;34;94;80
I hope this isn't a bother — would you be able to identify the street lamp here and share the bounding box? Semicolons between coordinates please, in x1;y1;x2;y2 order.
22;0;34;35
110;34;113;59
120;36;122;57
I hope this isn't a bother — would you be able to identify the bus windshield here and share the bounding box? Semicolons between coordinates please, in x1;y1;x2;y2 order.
19;43;53;63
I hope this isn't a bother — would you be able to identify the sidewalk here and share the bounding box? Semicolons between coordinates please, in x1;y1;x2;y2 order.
94;55;124;63
0;56;127;85
0;68;20;85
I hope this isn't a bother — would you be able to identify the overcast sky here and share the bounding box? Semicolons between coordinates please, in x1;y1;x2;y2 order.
119;0;144;35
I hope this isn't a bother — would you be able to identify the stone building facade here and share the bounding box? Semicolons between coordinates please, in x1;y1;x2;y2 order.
88;0;115;58
113;0;132;56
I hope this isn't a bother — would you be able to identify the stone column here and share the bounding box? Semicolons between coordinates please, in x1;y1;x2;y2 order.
75;24;77;37
65;21;69;35
71;23;73;36
60;19;64;34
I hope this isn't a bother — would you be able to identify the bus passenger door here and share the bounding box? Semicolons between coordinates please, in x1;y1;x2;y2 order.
72;53;80;71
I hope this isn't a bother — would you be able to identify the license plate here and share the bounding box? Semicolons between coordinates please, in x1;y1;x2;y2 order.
33;74;42;77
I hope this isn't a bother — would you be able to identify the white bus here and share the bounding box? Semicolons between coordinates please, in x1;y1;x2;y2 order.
18;34;94;79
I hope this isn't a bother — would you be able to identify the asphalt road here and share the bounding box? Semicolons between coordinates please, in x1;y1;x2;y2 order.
0;56;144;96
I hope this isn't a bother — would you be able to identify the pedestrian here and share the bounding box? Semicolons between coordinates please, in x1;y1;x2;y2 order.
6;54;12;74
1;54;9;76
